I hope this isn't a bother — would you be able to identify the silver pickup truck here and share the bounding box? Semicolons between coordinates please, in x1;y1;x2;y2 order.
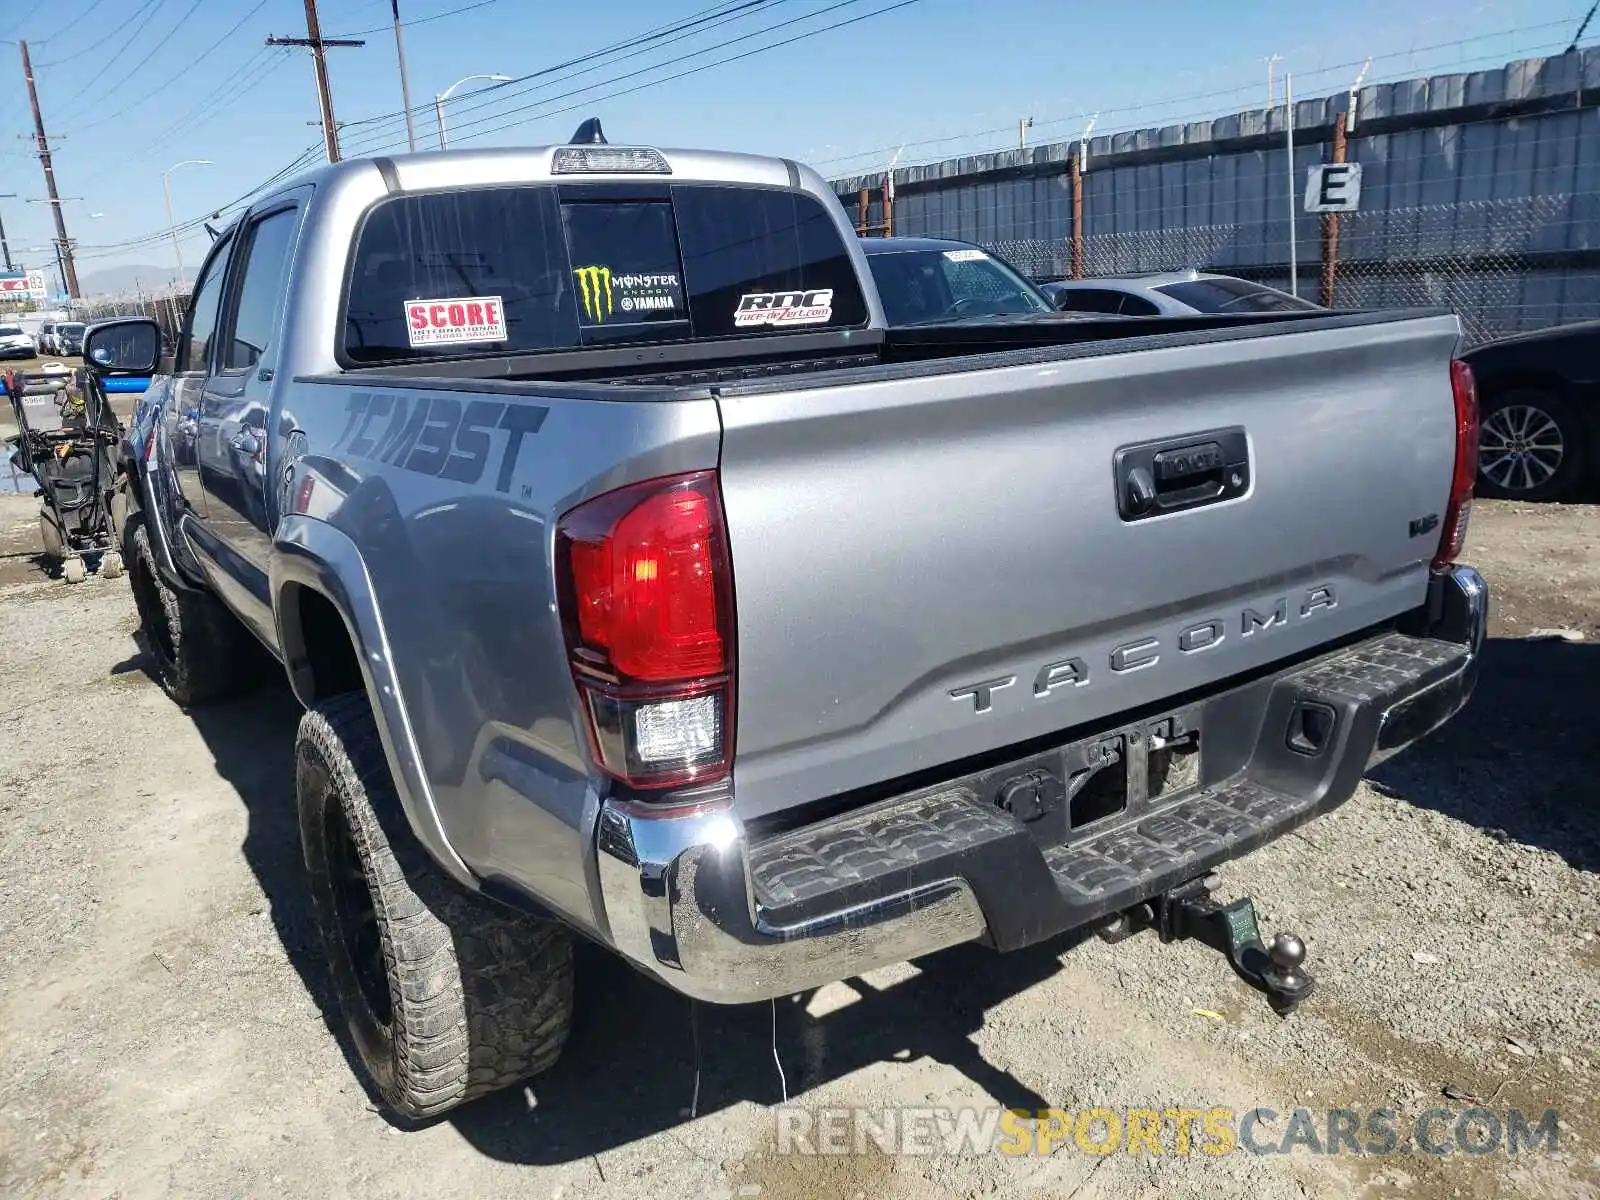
91;125;1486;1121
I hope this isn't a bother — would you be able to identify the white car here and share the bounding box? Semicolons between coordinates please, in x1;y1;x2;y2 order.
1041;270;1320;316
37;320;58;355
0;324;36;360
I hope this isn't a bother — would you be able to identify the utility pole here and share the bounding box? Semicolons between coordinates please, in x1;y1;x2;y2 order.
391;0;417;152
267;0;365;163
0;193;15;273
19;41;79;299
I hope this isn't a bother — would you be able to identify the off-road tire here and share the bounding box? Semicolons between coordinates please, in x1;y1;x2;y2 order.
297;693;574;1120
123;517;267;706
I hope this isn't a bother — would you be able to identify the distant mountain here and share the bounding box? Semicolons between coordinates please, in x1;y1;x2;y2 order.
77;264;180;299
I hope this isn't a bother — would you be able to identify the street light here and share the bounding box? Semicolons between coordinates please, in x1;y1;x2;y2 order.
434;74;511;149
162;160;211;288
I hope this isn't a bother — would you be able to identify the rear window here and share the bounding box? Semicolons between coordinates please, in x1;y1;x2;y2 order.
342;184;868;364
1155;277;1319;313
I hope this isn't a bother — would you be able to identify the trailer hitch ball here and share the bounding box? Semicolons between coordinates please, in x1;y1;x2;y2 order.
1263;932;1313;1010
1153;879;1318;1014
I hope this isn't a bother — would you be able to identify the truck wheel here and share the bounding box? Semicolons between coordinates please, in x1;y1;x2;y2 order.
297;693;574;1120
1476;389;1586;501
123;518;267;705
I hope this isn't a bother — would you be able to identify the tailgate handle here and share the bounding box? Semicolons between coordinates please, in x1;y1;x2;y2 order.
1114;427;1249;522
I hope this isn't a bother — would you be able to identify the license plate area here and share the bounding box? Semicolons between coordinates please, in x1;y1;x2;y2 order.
988;705;1204;851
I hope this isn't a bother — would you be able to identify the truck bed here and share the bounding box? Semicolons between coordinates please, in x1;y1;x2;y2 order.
313;306;1462;823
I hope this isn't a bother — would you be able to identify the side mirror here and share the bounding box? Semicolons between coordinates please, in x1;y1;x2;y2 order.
1052;292;1075;311
83;317;161;375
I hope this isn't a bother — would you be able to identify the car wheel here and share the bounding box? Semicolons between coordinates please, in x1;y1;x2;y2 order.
1476;389;1586;502
124;517;272;705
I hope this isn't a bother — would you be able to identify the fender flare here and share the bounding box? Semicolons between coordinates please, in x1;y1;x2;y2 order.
271;513;477;889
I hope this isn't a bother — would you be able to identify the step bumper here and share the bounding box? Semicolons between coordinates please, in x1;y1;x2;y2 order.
595;565;1486;1004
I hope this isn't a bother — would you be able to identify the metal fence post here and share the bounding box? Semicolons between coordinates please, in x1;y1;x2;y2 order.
1069;150;1084;278
1319;107;1348;307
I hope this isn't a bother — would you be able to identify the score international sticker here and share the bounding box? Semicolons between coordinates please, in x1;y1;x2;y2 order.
943;248;988;262
406;296;507;347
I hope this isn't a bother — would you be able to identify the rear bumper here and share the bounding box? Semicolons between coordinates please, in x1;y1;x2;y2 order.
596;565;1487;1004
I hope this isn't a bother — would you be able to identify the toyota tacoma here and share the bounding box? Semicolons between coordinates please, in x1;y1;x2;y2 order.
99;123;1487;1120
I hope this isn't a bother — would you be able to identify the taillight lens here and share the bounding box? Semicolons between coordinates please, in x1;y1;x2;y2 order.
556;471;735;789
1434;359;1479;570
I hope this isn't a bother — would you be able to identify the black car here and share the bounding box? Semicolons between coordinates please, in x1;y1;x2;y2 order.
858;236;1062;325
1461;319;1600;501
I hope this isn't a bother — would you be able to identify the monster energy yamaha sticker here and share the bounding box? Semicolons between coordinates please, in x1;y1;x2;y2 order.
573;265;685;325
405;296;507;347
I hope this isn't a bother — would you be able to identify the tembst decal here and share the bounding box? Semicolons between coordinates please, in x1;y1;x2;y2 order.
333;392;547;492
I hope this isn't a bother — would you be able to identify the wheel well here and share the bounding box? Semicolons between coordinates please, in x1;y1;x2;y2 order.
284;584;365;705
1473;370;1568;406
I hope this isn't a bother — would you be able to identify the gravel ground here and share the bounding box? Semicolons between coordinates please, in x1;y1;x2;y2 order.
0;494;1596;1199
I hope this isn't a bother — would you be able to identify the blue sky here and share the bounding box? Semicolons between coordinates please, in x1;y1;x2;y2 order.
0;0;1590;287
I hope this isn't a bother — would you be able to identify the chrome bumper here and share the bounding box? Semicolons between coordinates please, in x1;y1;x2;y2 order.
595;565;1488;1005
595;800;986;1004
1371;564;1488;765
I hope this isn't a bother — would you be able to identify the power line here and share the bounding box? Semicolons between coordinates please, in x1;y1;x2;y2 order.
33;0;115;43
373;0;924;153
76;139;328;258
55;0;212;123
335;0;885;158
328;0;506;38
334;0;784;147
76;0;903;253
65;0;274;135
35;0;163;70
70;48;293;191
0;0;49;42
811;19;1586;174
1569;1;1599;52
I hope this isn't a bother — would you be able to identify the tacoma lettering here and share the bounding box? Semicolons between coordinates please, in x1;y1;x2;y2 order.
950;585;1339;712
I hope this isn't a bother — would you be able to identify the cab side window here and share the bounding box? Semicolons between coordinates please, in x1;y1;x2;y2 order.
177;233;235;374
221;208;300;371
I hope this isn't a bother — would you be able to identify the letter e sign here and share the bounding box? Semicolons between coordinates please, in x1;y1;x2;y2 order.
1304;163;1363;213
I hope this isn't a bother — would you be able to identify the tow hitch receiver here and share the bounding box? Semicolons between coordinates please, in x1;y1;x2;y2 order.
1130;878;1315;1014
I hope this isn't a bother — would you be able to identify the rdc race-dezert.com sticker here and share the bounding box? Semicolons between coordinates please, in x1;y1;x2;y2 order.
406;296;507;347
733;288;834;329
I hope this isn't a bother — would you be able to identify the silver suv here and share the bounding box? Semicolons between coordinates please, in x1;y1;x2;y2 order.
1041;270;1319;317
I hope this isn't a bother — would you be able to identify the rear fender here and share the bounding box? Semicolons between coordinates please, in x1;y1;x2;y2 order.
271;513;476;890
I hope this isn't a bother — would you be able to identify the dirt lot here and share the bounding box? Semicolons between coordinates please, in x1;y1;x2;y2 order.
1;497;1596;1199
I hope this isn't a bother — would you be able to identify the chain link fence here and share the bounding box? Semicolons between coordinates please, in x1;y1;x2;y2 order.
924;194;1592;349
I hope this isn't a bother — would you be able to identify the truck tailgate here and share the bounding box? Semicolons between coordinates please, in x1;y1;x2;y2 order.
715;313;1464;818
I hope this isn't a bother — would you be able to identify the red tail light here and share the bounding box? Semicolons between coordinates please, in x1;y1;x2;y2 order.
1433;359;1479;570
556;470;735;789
